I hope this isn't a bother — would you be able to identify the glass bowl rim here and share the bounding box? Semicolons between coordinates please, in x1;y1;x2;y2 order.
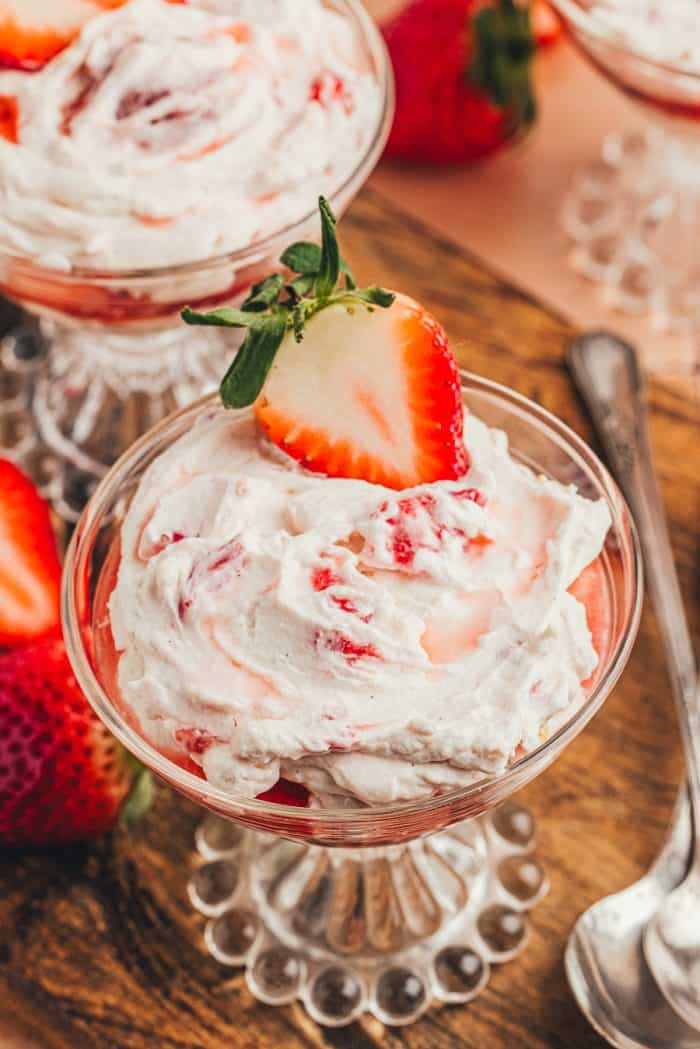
0;0;394;285
550;0;700;83
61;371;643;827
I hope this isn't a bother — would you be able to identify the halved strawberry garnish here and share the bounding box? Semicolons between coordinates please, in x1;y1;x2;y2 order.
0;458;61;647
0;0;101;71
183;197;468;490
256;291;466;488
0;0;190;72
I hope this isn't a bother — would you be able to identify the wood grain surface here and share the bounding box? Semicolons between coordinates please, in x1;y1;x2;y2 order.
1;186;698;1049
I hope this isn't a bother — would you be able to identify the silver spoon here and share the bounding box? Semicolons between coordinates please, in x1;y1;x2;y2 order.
567;788;695;1048
644;702;700;1027
567;330;699;1045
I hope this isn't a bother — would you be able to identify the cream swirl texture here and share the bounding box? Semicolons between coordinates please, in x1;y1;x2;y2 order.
0;0;382;269
108;408;611;806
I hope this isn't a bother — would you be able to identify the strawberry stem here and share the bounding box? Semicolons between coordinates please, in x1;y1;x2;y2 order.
182;197;396;409
471;0;536;129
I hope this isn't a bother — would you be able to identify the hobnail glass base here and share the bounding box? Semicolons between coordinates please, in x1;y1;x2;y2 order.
187;801;548;1028
0;321;234;520
562;128;700;336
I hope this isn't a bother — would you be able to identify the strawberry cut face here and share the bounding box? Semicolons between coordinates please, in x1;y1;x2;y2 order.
0;0;100;70
255;292;468;490
0;0;186;72
183;198;468;492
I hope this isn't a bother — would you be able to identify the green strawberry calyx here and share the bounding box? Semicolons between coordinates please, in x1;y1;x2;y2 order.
119;756;154;828
182;197;395;410
471;0;536;129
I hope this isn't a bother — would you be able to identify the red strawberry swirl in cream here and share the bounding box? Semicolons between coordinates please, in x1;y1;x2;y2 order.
107;408;612;806
0;0;382;270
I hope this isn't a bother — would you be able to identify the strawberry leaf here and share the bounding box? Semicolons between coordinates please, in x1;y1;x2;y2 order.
286;272;316;302
350;287;396;308
280;241;321;274
182;305;256;328
120;763;153;827
280;239;355;287
316;196;340;299
182;198;394;410
242;273;285;312
220;308;287;408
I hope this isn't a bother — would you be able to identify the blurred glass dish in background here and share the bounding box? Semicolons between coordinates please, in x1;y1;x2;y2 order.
551;0;700;338
0;0;393;519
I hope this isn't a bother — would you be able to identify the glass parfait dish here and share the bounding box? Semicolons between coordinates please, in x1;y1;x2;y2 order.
0;0;393;521
551;0;700;336
62;374;642;1028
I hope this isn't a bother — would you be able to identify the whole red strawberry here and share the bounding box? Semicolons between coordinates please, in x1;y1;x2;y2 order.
0;637;151;845
0;457;62;647
382;0;536;164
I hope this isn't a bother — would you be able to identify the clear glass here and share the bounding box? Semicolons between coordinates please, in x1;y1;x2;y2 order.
552;0;700;340
0;0;394;518
62;374;642;847
61;373;642;1025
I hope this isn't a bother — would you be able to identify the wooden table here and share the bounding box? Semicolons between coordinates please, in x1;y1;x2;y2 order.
1;186;698;1049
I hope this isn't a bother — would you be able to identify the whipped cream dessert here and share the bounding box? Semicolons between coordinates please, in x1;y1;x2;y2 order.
108;407;611;806
588;0;700;72
0;0;382;270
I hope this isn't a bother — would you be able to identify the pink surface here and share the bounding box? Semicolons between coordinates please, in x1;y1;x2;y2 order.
368;36;694;377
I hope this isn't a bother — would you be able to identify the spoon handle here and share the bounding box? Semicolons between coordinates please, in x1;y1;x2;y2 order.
568;331;700;836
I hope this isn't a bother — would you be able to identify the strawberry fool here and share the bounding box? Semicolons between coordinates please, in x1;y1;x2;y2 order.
103;200;613;808
0;0;382;271
107;404;611;807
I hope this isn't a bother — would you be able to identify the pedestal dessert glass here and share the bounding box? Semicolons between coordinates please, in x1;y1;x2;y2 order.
0;0;393;521
551;0;700;336
62;374;642;1027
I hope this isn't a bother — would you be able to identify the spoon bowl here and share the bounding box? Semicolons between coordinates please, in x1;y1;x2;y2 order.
566;789;700;1049
644;862;700;1031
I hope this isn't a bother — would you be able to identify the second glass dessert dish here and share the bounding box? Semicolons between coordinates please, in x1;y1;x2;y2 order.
552;0;700;337
63;377;641;1027
0;0;393;518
